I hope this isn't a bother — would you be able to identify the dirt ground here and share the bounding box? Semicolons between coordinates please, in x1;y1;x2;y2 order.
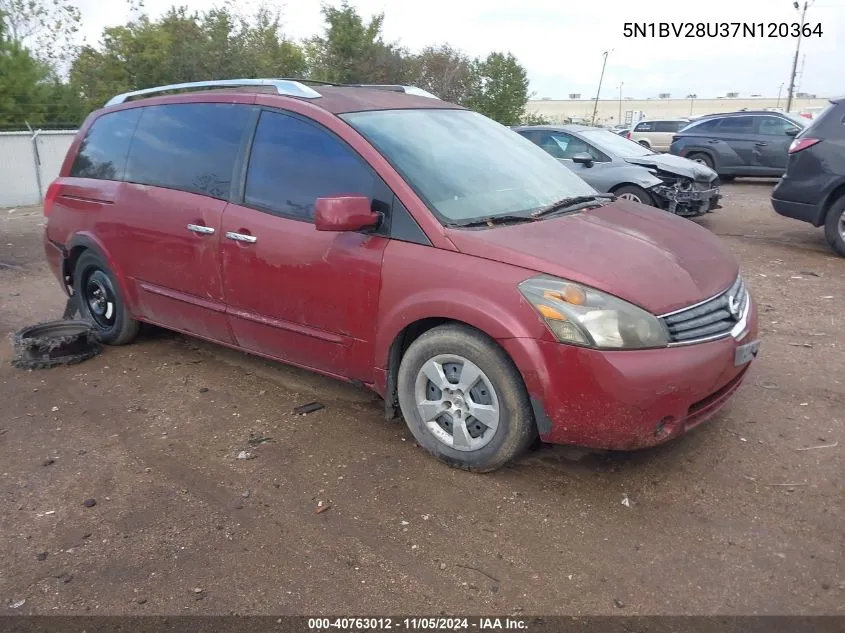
0;181;843;616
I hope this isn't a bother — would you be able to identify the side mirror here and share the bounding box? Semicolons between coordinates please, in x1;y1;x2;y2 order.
314;195;380;232
572;152;594;167
785;128;800;137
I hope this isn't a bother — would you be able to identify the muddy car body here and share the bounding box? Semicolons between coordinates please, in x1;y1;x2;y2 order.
43;79;758;471
515;124;722;217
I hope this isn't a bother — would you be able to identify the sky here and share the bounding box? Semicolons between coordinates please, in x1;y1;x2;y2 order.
73;0;845;100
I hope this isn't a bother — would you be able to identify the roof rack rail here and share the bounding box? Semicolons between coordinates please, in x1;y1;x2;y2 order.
345;84;440;99
104;78;322;107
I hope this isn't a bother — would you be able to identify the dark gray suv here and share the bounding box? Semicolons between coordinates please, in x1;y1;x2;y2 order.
669;111;806;179
771;97;845;256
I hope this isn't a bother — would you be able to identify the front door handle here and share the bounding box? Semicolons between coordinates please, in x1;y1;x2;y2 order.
187;224;215;235
755;142;768;146
225;231;257;244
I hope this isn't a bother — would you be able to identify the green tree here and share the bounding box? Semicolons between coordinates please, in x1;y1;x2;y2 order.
520;110;550;125
0;0;81;67
466;52;530;126
406;44;473;104
306;1;409;84
70;5;306;114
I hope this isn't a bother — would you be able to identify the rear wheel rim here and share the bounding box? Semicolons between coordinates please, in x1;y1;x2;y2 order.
84;270;116;329
693;157;708;166
839;211;845;241
618;192;643;203
413;354;500;452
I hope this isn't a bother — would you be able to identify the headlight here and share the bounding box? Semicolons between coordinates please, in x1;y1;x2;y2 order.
518;275;669;350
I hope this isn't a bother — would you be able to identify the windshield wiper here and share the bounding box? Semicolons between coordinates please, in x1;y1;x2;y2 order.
448;214;535;228
531;194;615;218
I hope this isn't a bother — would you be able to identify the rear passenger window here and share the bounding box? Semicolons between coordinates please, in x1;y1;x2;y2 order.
125;103;251;200
687;118;720;133
70;109;141;181
655;121;685;132
244;110;375;221
717;116;754;134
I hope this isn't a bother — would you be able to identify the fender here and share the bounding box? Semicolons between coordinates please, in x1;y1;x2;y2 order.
374;287;546;374
65;232;140;315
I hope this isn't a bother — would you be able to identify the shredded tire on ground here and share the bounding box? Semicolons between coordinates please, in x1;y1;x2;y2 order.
11;320;101;370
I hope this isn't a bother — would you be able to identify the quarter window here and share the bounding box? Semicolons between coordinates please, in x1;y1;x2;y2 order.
70;109;142;181
244;111;376;221
125;103;251;200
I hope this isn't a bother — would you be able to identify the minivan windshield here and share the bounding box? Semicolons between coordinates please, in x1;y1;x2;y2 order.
580;129;656;157
341;109;598;224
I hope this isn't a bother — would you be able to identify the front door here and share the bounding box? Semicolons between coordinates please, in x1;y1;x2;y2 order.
753;115;802;173
118;102;254;342
220;109;391;381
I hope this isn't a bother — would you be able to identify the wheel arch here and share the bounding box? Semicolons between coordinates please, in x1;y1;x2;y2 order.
820;180;845;226
380;316;533;422
63;233;138;312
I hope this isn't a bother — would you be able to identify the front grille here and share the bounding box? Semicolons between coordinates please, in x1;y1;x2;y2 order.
661;276;748;344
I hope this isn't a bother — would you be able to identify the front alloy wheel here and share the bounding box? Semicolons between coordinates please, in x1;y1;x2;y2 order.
414;354;500;451
396;324;537;472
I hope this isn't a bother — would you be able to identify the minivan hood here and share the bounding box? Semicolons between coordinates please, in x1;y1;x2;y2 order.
445;200;737;315
624;153;716;181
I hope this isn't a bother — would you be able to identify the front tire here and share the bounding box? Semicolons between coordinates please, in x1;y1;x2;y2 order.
823;196;845;257
613;184;654;207
73;251;139;345
687;152;715;170
397;324;537;472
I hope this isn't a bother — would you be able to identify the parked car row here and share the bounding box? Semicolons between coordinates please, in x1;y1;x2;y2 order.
44;78;759;472
669;110;806;178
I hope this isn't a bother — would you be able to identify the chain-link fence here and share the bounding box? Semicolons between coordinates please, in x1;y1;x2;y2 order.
0;129;77;208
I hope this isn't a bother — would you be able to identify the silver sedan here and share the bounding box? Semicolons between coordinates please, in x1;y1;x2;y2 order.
514;124;722;217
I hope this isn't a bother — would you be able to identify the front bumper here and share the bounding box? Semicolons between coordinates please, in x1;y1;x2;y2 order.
652;182;721;217
500;299;758;450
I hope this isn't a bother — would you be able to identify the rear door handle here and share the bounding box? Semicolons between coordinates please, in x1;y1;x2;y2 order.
225;231;257;244
755;142;768;147
187;224;215;235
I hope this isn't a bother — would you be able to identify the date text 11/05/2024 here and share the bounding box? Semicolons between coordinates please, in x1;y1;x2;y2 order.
307;617;527;630
623;22;823;38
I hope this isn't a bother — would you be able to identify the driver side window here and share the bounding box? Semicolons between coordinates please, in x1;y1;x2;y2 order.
538;132;606;162
758;116;800;136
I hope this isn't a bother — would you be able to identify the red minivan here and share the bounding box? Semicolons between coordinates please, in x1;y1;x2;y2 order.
44;79;759;471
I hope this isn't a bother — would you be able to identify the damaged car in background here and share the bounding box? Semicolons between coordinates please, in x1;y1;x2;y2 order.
515;124;722;218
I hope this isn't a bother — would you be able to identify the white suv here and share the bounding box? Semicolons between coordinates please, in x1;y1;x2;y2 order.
628;119;690;152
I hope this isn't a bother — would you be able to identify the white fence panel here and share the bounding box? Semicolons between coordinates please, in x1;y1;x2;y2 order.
0;130;78;208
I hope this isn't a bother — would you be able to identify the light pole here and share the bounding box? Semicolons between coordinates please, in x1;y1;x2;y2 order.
786;1;812;113
776;82;784;108
591;49;612;126
688;93;697;116
617;82;624;124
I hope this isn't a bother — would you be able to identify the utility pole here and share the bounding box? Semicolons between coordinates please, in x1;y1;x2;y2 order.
786;1;812;113
591;50;611;126
776;82;784;108
617;82;624;124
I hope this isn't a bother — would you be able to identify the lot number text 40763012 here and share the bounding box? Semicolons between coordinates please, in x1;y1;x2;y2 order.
623;22;823;38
